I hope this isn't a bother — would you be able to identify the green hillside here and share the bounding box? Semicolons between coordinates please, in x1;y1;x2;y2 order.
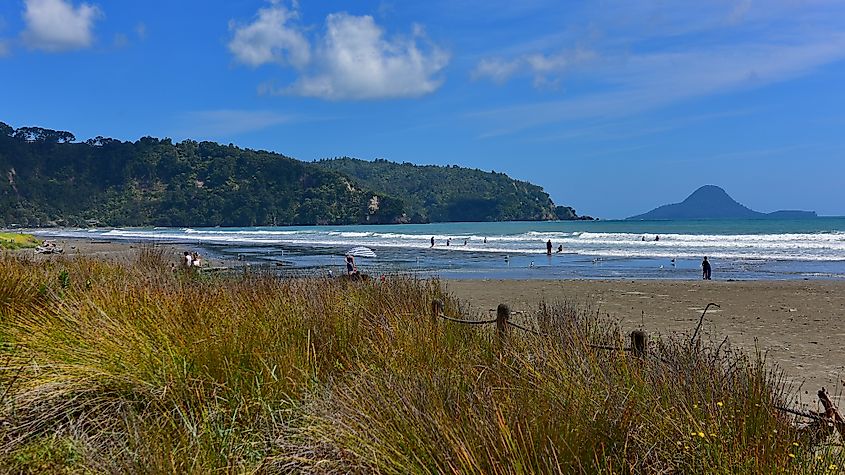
0;124;403;227
316;157;588;222
0;122;587;227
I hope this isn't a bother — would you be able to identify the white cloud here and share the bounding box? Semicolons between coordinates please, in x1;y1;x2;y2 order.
472;33;845;137
229;4;449;100
0;40;8;57
21;0;101;52
472;58;520;84
228;4;310;68
473;47;595;88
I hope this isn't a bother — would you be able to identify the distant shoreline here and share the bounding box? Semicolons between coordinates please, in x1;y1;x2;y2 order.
17;221;845;281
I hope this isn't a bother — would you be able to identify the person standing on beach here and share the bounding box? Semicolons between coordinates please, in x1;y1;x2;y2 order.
346;254;356;275
430;236;434;247
702;256;712;280
546;239;552;255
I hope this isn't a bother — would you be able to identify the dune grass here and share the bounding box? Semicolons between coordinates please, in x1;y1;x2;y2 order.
0;232;39;250
0;251;841;473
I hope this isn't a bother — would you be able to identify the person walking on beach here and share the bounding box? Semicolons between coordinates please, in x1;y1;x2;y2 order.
702;256;712;280
546;239;552;255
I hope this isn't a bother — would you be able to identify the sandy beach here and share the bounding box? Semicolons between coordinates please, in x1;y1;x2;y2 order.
20;236;237;269
16;236;845;400
447;279;845;396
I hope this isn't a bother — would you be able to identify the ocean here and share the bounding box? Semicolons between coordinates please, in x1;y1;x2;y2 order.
36;218;845;280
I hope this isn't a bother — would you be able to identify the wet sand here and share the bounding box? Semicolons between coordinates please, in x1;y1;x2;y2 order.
446;279;845;396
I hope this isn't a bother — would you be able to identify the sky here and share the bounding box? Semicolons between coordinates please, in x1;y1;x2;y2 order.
1;0;844;218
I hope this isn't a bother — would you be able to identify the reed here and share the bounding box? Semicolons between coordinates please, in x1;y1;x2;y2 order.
0;252;839;473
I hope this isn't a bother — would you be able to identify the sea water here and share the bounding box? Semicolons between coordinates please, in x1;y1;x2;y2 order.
37;218;845;280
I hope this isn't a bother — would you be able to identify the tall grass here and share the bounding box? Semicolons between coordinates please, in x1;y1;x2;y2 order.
0;252;840;473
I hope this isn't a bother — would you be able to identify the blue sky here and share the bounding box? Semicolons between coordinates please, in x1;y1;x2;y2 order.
1;0;844;218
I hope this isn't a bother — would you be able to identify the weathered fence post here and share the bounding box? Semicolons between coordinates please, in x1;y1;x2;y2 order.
431;299;443;325
496;303;510;343
630;330;648;358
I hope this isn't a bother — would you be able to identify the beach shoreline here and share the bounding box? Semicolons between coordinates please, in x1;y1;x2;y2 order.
11;236;845;399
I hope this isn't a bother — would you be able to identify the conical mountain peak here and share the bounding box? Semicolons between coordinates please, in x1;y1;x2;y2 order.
628;185;816;220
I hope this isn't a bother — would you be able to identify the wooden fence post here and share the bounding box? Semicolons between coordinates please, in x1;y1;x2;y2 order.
630;330;648;358
431;299;443;325
496;303;510;343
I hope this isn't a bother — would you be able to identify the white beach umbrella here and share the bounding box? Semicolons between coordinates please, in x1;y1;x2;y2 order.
346;246;377;258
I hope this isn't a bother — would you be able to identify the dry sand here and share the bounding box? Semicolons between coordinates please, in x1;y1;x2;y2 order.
446;279;845;397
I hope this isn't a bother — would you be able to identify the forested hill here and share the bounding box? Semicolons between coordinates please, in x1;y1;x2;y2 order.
0;124;402;227
315;157;589;222
0;122;586;227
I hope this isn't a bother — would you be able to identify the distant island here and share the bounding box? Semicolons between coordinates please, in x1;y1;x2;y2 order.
627;185;817;220
0;122;590;227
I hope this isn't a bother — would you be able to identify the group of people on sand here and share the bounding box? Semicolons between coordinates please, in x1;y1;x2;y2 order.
182;251;203;268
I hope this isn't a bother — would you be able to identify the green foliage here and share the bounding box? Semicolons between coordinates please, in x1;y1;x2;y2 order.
317;157;587;222
0;254;837;473
0;122;585;227
0;124;402;227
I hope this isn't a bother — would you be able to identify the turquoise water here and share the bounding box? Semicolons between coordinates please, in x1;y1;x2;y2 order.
37;218;845;280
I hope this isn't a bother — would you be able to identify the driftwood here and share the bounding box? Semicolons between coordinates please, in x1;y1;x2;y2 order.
777;387;845;445
818;387;845;439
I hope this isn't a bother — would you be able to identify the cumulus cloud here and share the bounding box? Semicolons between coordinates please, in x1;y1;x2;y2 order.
473;47;596;88
228;4;310;68
229;4;449;100
21;0;101;52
